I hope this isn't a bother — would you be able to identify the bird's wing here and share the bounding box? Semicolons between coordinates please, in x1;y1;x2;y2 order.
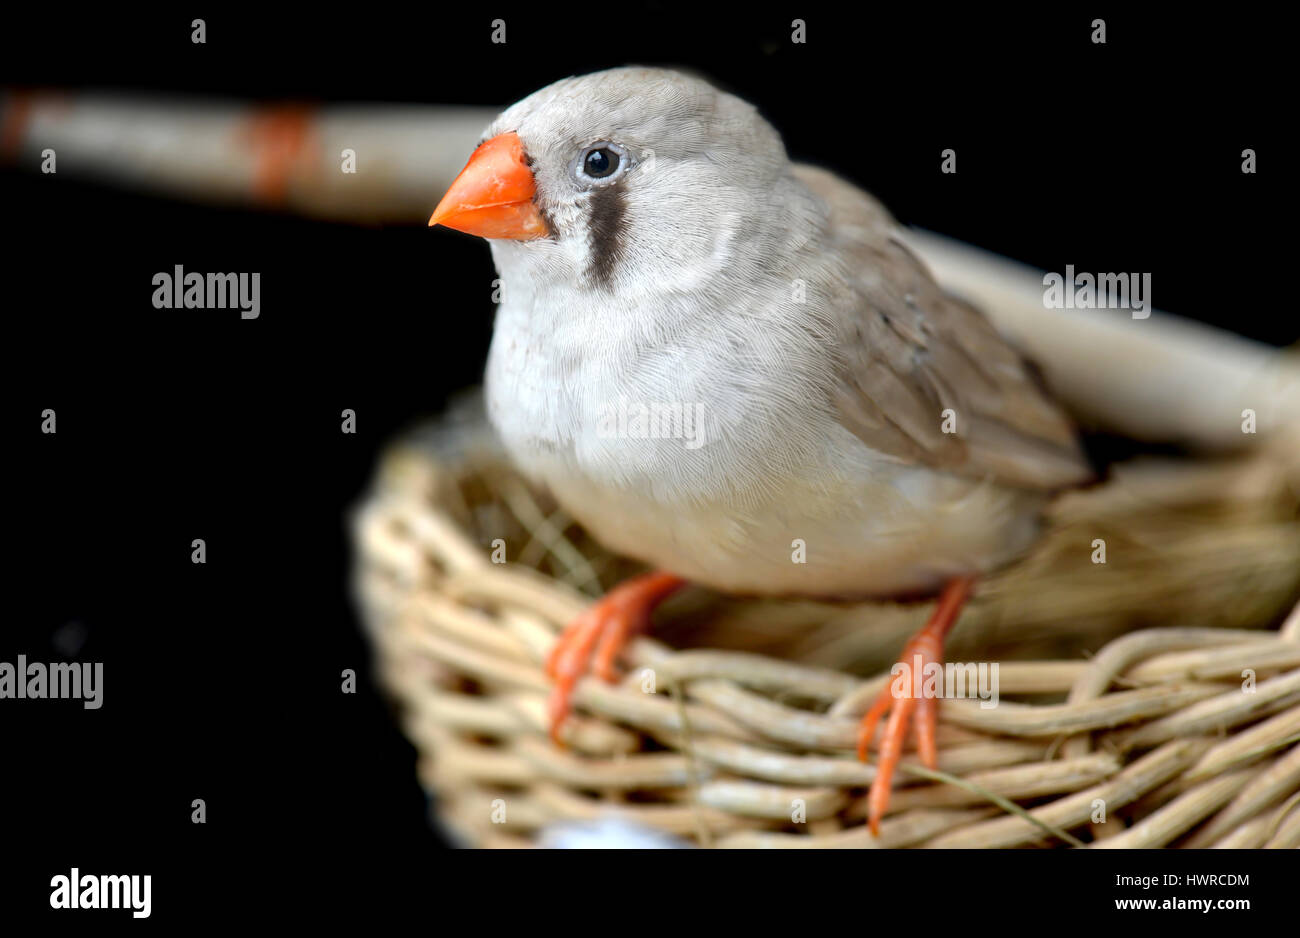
794;163;1094;491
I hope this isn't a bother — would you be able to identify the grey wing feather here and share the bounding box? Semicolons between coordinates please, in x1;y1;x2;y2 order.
795;163;1094;491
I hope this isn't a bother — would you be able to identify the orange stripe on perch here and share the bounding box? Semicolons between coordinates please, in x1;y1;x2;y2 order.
238;103;318;205
0;90;34;160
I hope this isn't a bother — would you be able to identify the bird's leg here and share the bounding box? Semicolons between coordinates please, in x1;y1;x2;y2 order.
545;571;685;743
856;576;975;836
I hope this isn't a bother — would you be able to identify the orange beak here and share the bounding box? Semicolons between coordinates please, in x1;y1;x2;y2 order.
428;131;548;239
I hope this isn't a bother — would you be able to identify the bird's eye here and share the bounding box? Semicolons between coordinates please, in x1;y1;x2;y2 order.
580;146;621;179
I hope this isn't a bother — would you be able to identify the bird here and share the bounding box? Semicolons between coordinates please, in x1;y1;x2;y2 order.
428;66;1094;836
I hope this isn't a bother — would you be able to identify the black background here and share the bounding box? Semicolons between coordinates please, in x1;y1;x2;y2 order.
3;5;1293;924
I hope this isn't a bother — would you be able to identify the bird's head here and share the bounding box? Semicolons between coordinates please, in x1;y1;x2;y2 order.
428;67;797;294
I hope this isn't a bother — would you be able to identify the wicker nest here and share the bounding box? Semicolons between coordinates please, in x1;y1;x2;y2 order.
352;396;1300;848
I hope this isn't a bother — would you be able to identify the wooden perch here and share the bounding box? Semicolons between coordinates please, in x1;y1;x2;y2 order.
904;229;1300;452
1;90;494;221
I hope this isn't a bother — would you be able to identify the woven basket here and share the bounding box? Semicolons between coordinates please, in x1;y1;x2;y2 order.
352;395;1300;848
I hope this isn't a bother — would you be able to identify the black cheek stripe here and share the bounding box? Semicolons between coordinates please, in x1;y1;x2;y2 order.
585;183;628;289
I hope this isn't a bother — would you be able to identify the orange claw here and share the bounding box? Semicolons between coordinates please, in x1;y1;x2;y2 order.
858;576;975;837
546;571;685;744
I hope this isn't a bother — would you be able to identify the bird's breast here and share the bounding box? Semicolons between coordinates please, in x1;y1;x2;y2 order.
485;289;846;507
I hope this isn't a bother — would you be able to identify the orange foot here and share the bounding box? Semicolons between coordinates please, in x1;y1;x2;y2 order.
857;576;975;836
545;571;686;743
